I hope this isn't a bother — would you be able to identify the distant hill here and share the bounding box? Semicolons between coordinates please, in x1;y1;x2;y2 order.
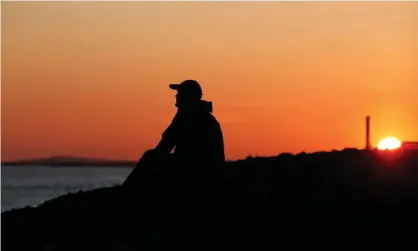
1;156;136;167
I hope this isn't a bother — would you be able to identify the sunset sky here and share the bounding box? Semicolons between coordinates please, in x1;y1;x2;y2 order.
2;1;418;162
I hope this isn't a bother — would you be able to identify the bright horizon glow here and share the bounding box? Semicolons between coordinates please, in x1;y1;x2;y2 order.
377;137;402;151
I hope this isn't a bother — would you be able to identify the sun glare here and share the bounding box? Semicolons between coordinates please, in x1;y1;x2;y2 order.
377;137;402;150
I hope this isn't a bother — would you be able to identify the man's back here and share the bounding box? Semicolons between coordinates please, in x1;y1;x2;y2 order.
173;106;225;166
157;100;224;166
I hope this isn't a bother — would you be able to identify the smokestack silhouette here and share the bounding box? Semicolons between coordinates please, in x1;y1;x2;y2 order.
366;116;371;150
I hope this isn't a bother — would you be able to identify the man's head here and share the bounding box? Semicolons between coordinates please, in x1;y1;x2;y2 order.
169;80;203;108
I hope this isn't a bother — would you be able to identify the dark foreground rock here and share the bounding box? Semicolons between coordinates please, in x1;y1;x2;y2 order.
2;148;418;250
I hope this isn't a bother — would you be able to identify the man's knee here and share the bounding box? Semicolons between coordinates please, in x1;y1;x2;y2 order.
140;149;174;166
143;149;156;158
139;149;160;163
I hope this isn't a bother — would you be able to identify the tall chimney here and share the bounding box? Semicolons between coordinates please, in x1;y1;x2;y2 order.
366;116;371;150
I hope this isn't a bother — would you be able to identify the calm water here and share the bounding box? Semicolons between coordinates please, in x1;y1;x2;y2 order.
1;166;133;212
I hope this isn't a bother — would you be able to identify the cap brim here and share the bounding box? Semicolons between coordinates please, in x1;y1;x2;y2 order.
169;84;181;90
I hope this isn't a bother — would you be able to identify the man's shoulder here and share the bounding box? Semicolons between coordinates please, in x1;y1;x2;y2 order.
205;112;220;125
206;114;223;134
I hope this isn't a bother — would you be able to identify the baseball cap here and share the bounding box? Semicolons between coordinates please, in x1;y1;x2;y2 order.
169;79;203;98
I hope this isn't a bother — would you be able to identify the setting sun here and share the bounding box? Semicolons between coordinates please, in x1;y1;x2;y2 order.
377;137;402;150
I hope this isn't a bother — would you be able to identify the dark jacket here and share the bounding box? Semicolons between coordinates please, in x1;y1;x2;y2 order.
156;100;225;168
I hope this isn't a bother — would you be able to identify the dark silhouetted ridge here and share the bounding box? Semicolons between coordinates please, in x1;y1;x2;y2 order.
2;148;418;250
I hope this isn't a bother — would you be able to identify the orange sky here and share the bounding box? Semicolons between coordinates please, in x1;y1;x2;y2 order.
2;1;418;161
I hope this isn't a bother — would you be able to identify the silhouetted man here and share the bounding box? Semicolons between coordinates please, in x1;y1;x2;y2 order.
123;80;225;194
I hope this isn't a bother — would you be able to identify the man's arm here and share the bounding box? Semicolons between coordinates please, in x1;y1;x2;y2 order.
155;113;179;153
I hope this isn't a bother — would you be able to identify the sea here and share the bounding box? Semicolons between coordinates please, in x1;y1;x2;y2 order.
1;166;133;212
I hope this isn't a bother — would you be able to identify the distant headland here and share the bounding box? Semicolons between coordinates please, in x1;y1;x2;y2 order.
1;156;136;167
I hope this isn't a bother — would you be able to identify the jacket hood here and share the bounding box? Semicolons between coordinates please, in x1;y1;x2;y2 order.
200;100;213;113
177;99;213;115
